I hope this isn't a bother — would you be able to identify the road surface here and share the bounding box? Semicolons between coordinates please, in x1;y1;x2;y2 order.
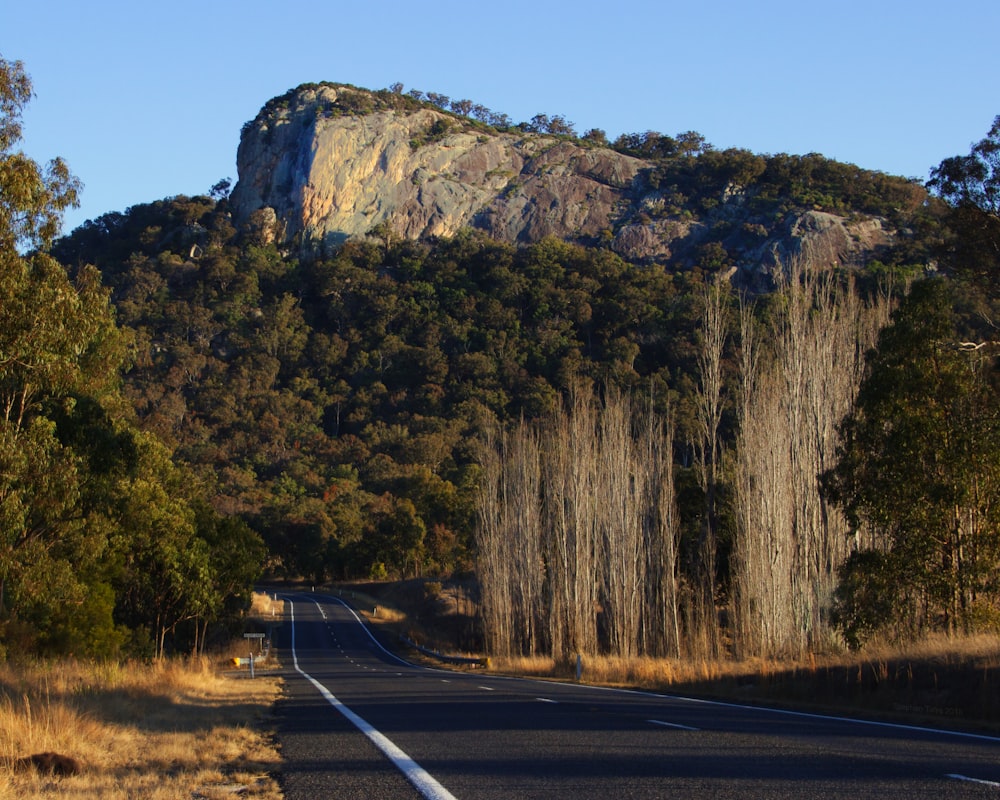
271;591;1000;799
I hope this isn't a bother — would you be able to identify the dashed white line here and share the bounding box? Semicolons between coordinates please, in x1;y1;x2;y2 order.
648;719;700;731
536;697;558;704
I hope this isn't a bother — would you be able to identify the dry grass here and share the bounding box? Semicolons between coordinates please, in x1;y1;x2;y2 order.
250;592;285;622
487;652;744;686
0;643;283;798
487;636;1000;729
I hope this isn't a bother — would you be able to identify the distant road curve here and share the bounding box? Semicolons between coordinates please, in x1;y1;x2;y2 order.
271;592;1000;799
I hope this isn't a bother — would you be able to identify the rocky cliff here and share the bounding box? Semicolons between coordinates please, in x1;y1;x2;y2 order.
231;83;905;283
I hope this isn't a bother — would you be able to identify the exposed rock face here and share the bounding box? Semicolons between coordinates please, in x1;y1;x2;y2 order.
232;85;643;253
231;84;895;280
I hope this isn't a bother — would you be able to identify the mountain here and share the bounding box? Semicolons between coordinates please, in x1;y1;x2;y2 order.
33;79;999;659
50;82;948;588
230;83;929;288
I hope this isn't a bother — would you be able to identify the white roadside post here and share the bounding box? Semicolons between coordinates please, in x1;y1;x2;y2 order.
244;633;266;677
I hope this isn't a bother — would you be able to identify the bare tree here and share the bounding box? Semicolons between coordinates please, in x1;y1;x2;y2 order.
475;420;544;657
639;392;682;657
476;384;681;660
598;388;645;657
732;261;891;657
543;384;600;660
692;280;730;657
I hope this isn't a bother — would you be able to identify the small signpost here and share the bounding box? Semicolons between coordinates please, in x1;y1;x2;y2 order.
243;632;267;678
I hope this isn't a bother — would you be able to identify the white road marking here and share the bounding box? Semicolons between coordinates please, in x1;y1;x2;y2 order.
946;773;1000;788
648;718;700;731
479;686;495;691
287;599;458;800
669;692;1000;743
536;697;558;704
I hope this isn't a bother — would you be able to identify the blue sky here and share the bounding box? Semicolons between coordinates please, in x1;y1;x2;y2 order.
6;0;999;235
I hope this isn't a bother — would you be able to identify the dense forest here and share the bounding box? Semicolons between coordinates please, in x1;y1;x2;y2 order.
5;54;1000;661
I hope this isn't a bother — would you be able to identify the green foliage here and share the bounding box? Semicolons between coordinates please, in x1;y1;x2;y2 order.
824;279;1000;643
0;57;263;660
929;115;1000;295
831;550;899;650
1;57;81;253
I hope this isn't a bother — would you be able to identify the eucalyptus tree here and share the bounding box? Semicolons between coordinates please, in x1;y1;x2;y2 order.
823;278;1000;645
0;55;126;649
929;115;1000;294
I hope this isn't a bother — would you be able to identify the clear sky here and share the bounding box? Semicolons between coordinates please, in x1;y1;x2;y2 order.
6;0;999;235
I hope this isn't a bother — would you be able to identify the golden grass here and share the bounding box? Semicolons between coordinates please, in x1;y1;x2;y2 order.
0;652;282;798
250;591;285;621
486;635;1000;728
489;635;1000;686
487;653;739;686
334;587;408;625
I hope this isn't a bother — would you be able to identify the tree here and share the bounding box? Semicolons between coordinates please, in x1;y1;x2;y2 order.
823;279;1000;644
1;57;80;253
930;115;1000;216
0;56;127;652
450;98;473;117
929;115;1000;294
691;280;730;657
210;178;232;201
732;261;890;657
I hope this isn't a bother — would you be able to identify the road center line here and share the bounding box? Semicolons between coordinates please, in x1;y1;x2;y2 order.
287;599;458;800
648;718;700;731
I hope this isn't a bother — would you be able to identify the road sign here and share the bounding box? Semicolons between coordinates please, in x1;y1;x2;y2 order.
244;632;266;638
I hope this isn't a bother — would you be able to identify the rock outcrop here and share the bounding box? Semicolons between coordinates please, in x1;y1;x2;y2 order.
231;83;898;282
231;85;643;250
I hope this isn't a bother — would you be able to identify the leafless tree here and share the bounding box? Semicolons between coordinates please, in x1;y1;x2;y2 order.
732;261;891;657
692;280;730;657
476;384;680;660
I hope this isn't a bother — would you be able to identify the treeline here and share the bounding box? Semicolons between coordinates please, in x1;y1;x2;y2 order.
477;264;893;659
476;117;1000;658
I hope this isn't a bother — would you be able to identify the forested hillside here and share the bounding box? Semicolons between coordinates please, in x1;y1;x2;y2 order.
7;53;1000;661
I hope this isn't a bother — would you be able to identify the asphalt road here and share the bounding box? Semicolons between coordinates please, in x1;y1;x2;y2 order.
271;591;1000;799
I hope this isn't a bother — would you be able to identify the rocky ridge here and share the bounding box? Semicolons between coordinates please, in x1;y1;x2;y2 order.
231;83;900;283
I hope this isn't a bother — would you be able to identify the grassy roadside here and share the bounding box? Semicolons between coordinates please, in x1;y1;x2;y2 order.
0;593;285;799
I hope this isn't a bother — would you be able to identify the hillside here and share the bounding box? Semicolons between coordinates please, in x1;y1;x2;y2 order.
49;81;986;661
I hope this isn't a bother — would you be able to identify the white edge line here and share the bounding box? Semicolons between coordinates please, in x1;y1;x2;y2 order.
946;773;1000;787
648;718;700;732
667;691;1000;744
287;599;459;800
